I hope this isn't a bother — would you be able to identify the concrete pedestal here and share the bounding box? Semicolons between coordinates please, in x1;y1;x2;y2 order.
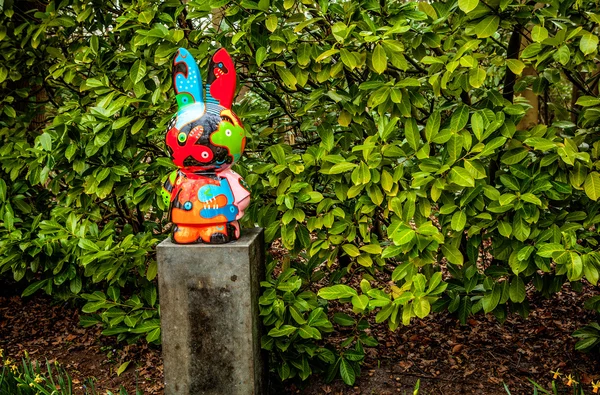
157;227;265;395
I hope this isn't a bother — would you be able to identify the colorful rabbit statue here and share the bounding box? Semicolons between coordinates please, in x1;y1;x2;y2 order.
161;48;250;244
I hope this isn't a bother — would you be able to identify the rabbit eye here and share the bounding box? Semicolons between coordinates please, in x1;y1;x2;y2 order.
177;132;187;143
225;129;232;136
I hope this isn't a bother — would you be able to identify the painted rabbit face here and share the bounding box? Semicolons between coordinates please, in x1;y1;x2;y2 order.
165;48;246;173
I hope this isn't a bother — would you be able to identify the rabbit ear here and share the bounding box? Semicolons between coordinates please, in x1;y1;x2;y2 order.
173;48;203;109
206;48;236;109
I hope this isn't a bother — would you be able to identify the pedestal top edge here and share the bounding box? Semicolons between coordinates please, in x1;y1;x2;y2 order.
157;227;264;249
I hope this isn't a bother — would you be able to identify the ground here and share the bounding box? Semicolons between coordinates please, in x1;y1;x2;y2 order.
0;283;598;394
0;291;162;394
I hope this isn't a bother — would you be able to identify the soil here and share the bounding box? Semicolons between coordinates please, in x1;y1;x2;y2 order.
0;292;163;394
0;281;598;394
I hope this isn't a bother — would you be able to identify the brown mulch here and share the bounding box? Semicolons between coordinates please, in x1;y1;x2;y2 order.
0;280;598;394
0;292;163;394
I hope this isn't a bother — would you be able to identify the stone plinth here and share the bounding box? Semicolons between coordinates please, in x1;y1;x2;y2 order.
157;228;265;395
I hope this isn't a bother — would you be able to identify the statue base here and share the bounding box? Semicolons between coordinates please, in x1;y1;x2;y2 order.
157;227;266;395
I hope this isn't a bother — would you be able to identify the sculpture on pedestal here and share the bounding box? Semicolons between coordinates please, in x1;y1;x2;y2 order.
161;48;250;244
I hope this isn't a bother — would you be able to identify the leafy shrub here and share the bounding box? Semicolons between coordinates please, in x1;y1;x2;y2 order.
0;0;180;343
1;0;600;387
259;255;378;384
206;0;600;383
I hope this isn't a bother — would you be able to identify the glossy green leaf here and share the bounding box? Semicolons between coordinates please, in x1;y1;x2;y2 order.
458;0;479;13
372;44;387;74
451;211;467;231
580;33;599;55
506;59;525;75
442;245;463;265
531;26;548;43
117;361;130;377
256;47;267;67
318;285;358;300
473;16;499;38
449;167;475;187
266;15;278;32
131;59;146;84
584;172;600;201
509;276;526;303
339;358;356;385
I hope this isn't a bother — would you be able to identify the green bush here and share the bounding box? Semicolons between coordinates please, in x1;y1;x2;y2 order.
207;0;600;383
0;0;179;344
259;255;378;383
1;0;600;387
